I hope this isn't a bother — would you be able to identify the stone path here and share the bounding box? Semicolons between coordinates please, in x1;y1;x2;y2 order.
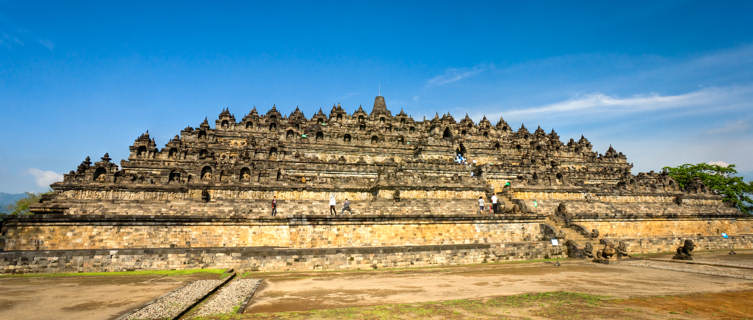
193;278;262;317
121;279;222;320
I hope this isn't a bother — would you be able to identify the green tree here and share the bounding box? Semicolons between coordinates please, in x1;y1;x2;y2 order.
662;163;753;214
6;192;43;215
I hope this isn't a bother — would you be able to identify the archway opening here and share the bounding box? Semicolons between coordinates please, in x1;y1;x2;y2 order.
240;167;251;182
201;166;212;181
93;167;107;182
169;170;181;183
443;128;452;139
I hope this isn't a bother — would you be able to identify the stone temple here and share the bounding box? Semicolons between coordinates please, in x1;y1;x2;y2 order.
1;96;751;272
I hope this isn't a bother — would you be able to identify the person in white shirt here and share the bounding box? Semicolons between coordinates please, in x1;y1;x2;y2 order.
329;194;337;215
478;196;485;214
491;194;498;214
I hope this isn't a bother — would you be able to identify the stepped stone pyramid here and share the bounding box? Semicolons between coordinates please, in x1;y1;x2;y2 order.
1;96;751;273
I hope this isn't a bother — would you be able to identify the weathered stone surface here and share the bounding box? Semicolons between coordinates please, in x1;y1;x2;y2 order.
1;214;544;250
1;96;751;273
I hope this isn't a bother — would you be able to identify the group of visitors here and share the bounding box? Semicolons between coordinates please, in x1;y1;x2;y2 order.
271;192;508;216
478;193;504;214
270;194;353;216
330;194;353;215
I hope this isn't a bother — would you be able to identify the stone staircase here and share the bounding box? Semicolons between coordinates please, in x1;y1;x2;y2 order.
542;213;601;256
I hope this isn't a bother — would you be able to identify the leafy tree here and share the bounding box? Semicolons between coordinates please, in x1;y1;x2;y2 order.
6;192;43;215
663;163;753;214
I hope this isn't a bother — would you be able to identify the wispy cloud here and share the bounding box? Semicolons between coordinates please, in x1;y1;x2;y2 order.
27;168;62;188
0;31;24;48
426;64;491;87
37;39;54;51
706;119;751;135
0;17;54;51
502;86;752;117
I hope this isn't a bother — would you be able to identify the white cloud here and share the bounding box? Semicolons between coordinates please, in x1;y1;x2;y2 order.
707;161;730;167
706;119;750;135
502;86;751;117
27;168;63;188
426;64;490;87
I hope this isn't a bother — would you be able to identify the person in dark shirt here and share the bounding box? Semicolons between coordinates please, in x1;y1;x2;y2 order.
341;198;353;215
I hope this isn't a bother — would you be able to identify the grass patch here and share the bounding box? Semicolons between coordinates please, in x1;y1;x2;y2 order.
238;291;607;320
0;268;227;278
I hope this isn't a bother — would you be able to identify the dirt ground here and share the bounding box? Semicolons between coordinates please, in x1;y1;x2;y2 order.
2;251;753;320
0;273;218;320
245;251;753;315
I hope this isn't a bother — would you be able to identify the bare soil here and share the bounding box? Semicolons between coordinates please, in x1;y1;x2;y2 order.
245;258;753;314
0;273;217;320
3;250;753;319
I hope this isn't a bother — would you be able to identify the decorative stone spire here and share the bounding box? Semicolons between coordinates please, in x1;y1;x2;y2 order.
441;113;456;123
479;116;491;128
534;126;546;137
77;156;91;173
517;123;529;135
200;117;210;129
496;116;510;131
605;145;618;158
266;105;282;119
460;114;474;127
247;106;258;117
370;96;391;116
289;106;306;122
549;129;560;142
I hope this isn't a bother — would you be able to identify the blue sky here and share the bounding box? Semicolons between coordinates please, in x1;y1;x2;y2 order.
1;1;752;193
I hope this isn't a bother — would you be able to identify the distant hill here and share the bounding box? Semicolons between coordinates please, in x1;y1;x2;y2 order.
0;192;27;214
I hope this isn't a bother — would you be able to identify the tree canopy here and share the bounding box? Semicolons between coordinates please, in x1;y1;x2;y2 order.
5;192;44;216
663;163;753;214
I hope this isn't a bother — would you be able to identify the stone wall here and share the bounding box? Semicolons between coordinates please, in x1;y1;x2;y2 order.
610;235;753;254
1;214;544;251
58;199;485;217
0;243;565;274
576;218;753;238
2;235;751;274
